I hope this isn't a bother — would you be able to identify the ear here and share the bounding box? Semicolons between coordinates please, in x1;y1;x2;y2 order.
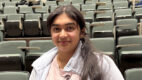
80;28;86;38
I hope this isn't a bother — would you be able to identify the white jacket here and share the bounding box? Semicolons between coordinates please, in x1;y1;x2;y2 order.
29;42;124;80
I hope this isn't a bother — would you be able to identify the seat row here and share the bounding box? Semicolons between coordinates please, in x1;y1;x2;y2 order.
0;68;142;80
0;35;142;75
0;16;142;41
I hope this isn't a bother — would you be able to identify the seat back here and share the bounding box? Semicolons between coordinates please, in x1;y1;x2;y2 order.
29;40;55;53
23;14;41;37
0;71;30;80
0;40;26;57
90;37;115;55
118;36;142;51
125;68;142;80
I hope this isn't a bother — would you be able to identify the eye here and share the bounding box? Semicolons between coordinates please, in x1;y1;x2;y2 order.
66;25;75;32
52;27;61;33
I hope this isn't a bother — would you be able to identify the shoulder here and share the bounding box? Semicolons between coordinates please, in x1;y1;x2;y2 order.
32;47;58;70
99;55;124;80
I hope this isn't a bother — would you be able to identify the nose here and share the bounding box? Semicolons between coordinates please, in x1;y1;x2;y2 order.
59;29;68;38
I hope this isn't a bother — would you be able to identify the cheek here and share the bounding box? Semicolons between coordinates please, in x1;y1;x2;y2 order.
69;32;81;40
51;34;58;42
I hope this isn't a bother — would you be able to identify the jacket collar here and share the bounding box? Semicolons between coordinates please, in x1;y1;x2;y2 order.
32;41;83;74
32;47;58;70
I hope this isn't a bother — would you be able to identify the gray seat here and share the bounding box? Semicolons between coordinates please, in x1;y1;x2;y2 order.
85;0;99;4
0;40;26;71
0;19;4;41
95;10;114;21
81;4;96;11
113;1;129;10
97;2;113;10
0;0;10;4
134;7;142;19
0;71;30;80
116;18;138;37
34;6;49;14
4;2;17;7
42;13;50;37
44;1;57;6
23;14;41;37
0;2;3;13
91;21;114;38
58;1;71;5
115;8;132;19
25;40;55;72
4;14;23;38
117;36;142;74
11;0;21;3
82;11;94;23
99;0;112;3
19;6;33;14
125;68;142;80
71;0;84;4
4;6;17;15
113;0;127;2
90;37;115;58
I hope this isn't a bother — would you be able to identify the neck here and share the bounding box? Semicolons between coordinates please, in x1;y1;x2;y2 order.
57;50;75;69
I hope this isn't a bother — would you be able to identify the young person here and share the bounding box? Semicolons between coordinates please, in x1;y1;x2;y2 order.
30;5;124;80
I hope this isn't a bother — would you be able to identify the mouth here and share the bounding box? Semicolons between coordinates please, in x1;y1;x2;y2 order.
58;41;71;45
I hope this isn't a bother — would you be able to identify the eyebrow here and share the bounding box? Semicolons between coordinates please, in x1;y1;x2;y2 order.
51;22;76;27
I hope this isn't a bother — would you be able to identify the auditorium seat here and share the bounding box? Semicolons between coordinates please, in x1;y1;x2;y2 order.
116;35;142;74
0;40;26;71
23;13;41;37
96;2;113;10
0;2;3;14
44;1;57;6
11;0;21;3
95;10;114;21
71;0;84;4
0;19;4;41
34;6;49;14
25;40;55;72
113;0;128;2
81;4;96;11
134;7;142;19
115;18;138;37
82;11;94;23
90;37;115;60
113;1;129;10
115;8;132;19
99;0;112;3
19;6;33;14
4;2;17;7
125;68;142;80
0;71;30;80
3;6;17;15
0;0;10;4
90;21;114;38
0;54;23;71
58;1;71;5
41;13;50;37
4;14;23;38
138;19;142;35
85;0;98;4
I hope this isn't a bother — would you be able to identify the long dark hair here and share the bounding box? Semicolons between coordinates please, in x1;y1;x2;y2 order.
47;5;103;80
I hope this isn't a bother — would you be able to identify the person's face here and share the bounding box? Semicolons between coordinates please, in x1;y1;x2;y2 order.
51;13;82;53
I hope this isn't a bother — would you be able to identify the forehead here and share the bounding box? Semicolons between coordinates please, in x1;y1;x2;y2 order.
52;13;77;25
